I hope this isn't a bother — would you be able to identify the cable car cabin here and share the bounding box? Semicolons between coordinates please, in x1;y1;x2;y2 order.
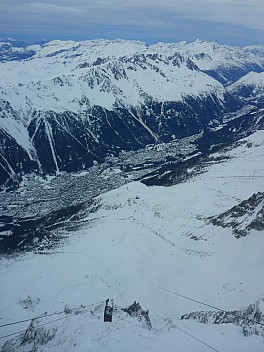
104;306;113;322
104;299;113;322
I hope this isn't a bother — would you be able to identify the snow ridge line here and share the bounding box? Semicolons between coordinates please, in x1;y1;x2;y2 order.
147;281;264;327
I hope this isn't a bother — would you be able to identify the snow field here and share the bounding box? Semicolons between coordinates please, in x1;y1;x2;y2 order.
1;131;264;350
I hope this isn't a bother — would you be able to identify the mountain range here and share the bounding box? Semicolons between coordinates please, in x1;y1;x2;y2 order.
0;38;264;351
0;38;264;189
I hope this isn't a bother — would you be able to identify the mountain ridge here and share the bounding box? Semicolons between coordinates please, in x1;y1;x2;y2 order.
1;129;264;351
0;38;263;189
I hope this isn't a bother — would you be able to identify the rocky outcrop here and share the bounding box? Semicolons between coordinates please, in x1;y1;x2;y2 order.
181;297;264;338
210;192;264;238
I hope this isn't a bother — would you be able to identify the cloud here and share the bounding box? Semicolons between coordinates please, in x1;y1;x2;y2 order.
174;0;264;31
0;0;263;44
24;2;85;14
115;0;264;31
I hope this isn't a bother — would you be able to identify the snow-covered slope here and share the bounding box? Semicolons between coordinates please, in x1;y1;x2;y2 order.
1;39;264;112
228;71;264;100
167;39;264;84
0;39;227;113
1;130;264;351
0;38;263;189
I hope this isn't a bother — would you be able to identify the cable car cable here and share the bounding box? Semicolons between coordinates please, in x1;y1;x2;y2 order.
149;308;221;352
0;312;79;341
147;281;264;327
0;300;104;329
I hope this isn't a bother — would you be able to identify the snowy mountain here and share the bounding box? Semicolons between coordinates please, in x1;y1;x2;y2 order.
228;71;264;104
0;129;264;351
0;39;264;189
0;39;39;62
0;38;264;351
168;39;264;84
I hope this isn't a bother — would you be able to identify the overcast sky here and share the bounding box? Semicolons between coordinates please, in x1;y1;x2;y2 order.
1;0;263;45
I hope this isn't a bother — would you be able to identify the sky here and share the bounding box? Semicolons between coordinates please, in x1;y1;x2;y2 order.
0;0;264;46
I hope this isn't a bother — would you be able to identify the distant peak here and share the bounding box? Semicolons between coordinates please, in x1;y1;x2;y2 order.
194;39;216;45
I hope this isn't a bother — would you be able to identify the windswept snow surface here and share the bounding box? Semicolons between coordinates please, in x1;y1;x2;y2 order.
0;131;264;351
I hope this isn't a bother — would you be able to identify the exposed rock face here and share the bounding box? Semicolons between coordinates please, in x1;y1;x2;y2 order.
181;297;264;338
122;301;152;329
0;39;264;188
210;192;264;238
